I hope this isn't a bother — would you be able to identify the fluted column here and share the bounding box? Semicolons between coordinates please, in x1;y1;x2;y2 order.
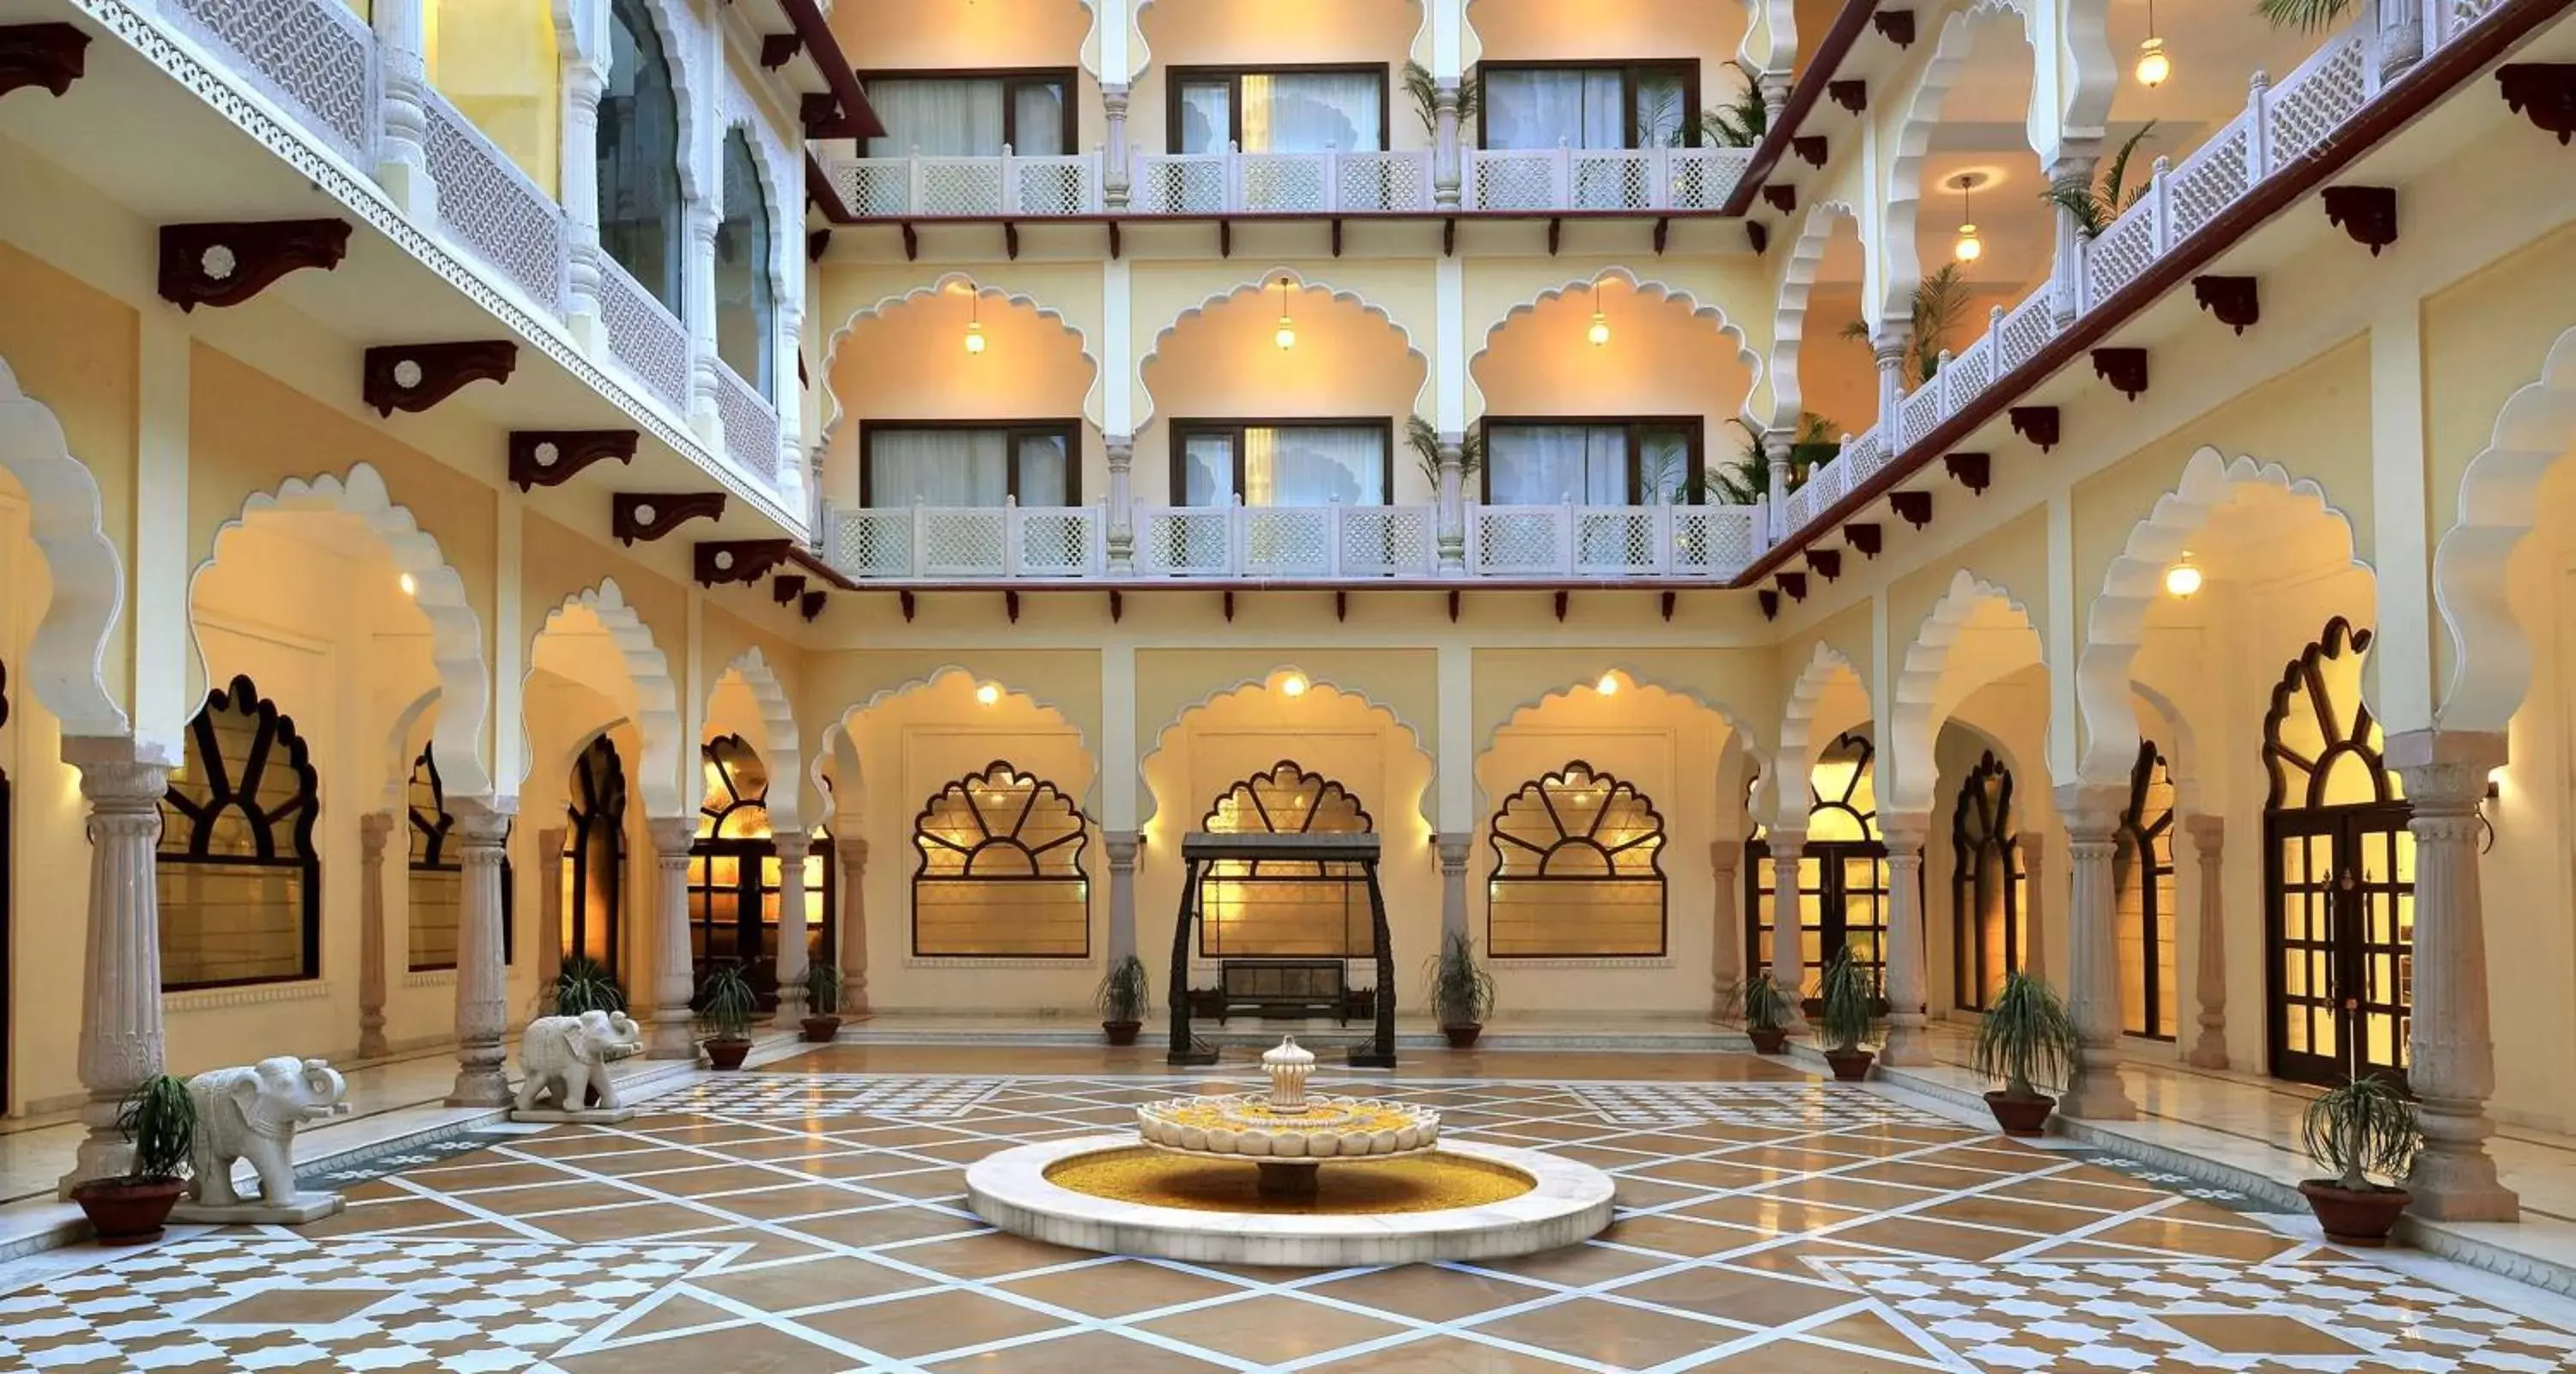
646;816;699;1058
1763;430;1793;541
2375;0;2423;81
2059;784;2136;1118
357;812;395;1061
1437;438;1467;574
772;831;813;1027
446;797;516;1105
838;836;872;1016
1710;838;1742;1021
1767;830;1809;1033
1758;69;1791;127
561;59;605;350
2389;729;2518;1221
1103;84;1132;209
1106;436;1136;573
536;824;566;994
58;749;171;1199
2046;152;2097;327
684;202;723;444
1880;814;1931;1065
1432;82;1462;210
2185;815;2228;1068
1872;337;1906;433
1437;833;1471;945
2020;833;2049;987
372;0;437;218
1105;832;1140;967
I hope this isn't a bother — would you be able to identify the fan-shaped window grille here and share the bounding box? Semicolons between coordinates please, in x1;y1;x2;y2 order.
689;734;831;1004
158;676;320;989
561;735;627;974
1198;761;1375;958
2117;741;2178;1040
913;762;1091;957
408;745;514;972
1744;733;1890;997
1486;763;1666;958
1950;752;2025;1012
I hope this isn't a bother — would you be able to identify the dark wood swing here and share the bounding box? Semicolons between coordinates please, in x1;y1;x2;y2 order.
1167;831;1396;1068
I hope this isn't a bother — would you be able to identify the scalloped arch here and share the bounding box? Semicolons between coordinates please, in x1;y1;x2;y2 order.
1881;0;2036;325
1467;269;1765;429
1766;200;1862;430
382;685;443;811
835;666;1099;809
526;578;683;817
1107;0;1431;82
1140;667;1434;830
1773;640;1866;831
1887;568;2044;817
1136;270;1434;434
819;273;1104;448
194;462;492;796
2432;321;2576;735
716;645;804;831
2077;447;2363;784
718;88;801;303
0;354;131;741
1478;668;1771;828
618;0;709;202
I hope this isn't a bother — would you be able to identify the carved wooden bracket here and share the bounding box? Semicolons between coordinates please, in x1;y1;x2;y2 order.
1759;588;1780;621
1005;589;1021;623
1111;589;1127;623
1336;590;1350;623
693;539;795;587
806;228;832;263
1446;589;1461;623
1746;222;1771;255
899;590;916;623
801;590;827;622
1805;549;1843;581
1660;590;1677;621
611;492;726;544
1891;489;1934;529
1872;9;1917;46
363;342;516;416
1553;589;1571;623
0;23;88;100
800;92;842;137
760;33;804;69
158;220;350;312
509;431;636;490
1775;572;1808;603
2497;64;2576;144
2008;405;2061;451
2323;185;2397;255
1827;80;1866;115
2092;347;2149;401
1844;521;1882;558
1792;136;1827;169
772;575;806;606
1944;452;1992;494
2192;275;2259;334
1762;185;1796;213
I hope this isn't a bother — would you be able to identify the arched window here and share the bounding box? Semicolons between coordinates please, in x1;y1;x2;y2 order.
2263;618;2412;1087
2116;741;2178;1040
1487;763;1666;958
912;761;1091;958
598;0;685;310
690;734;835;1005
561;735;626;976
1744;733;1889;999
1950;751;2025;1012
1199;762;1375;958
158;676;320;989
407;745;513;972
714;128;775;392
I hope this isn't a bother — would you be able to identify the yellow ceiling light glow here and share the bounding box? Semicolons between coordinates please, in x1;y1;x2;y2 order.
964;292;986;355
1279;672;1309;697
1588;281;1611;347
2165;552;2202;599
1274;277;1297;351
1951;173;1985;264
398;570;418;597
2136;0;2171;87
975;682;1001;706
1595;672;1619;696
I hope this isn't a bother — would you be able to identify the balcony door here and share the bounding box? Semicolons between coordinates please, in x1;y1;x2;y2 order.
1173;420;1392;508
1484;418;1699;505
1481;62;1698;150
861;421;1078;508
1170;66;1388;154
860;70;1075;157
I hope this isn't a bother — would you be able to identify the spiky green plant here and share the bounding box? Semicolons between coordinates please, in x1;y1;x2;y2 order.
2043;122;2159;239
1425;929;1499;1027
1702;61;1771;149
2301;1073;2421;1192
696;963;761;1043
115;1075;196;1183
1406;415;1486;493
1709;414;1844;503
2255;0;2354;32
1815;947;1876;1054
1972;971;2082;1100
1721;970;1795;1032
1095;954;1151;1023
1840;264;1973;386
1403;60;1481;139
549;954;626;1017
804;961;845;1018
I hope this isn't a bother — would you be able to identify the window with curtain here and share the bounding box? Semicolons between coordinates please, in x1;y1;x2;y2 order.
2117;740;2178;1040
861;71;1075;157
1198;763;1376;958
598;0;685;310
714;130;775;393
1950;751;2025;1012
1487;763;1667;958
1170;67;1387;154
1480;63;1697;150
408;745;515;972
561;735;626;977
158;676;320;990
1484;419;1701;505
912;762;1091;958
1173;421;1390;507
862;422;1079;507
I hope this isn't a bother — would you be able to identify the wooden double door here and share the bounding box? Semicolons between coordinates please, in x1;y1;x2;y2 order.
2267;805;2414;1088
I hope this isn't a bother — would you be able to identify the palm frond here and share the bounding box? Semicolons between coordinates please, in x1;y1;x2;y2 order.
1401;60;1441;138
2257;0;2356;32
1816;947;1877;1053
1405;416;1483;490
1701;61;1770;149
2039;122;2159;240
1971;971;2081;1098
1910;263;1972;382
2099;120;2160;216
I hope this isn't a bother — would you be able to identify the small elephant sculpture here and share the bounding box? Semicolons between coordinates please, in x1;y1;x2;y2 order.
187;1057;349;1207
516;1010;642;1112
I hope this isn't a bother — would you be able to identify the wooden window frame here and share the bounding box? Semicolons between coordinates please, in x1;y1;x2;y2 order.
1741;733;1899;1006
158;675;322;991
1485;762;1668;959
910;761;1093;960
2119;739;2178;1041
860;418;1084;508
1479;416;1705;505
1168;417;1397;508
853;68;1081;155
562;735;627;980
1475;59;1702;150
407;745;515;973
1164;63;1394;154
1947;751;2021;1013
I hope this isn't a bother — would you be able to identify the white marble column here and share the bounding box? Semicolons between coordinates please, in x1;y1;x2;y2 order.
838;836;872;1017
646;816;700;1058
1768;830;1809;1033
772;831;812;1027
2185;815;2228;1068
1872;337;1906;432
1763;431;1794;541
2058;784;2137;1118
535;824;566;994
58;748;172;1198
357;812;395;1061
2389;729;2518;1221
1880;814;1932;1065
446;798;516;1105
1710;838;1742;1022
1432;82;1462;210
371;0;436;218
1758;69;1791;126
2045;152;2097;327
684;202;723;444
560;59;605;350
1103;832;1140;968
1106;437;1136;573
2020;833;2049;987
1437;438;1467;575
2374;0;2423;80
1102;84;1132;210
1437;833;1471;945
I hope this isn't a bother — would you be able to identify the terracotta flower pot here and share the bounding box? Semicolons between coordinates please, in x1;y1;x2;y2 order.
703;1037;753;1070
2300;1180;2411;1246
71;1177;186;1244
1984;1090;2056;1137
1747;1026;1789;1055
1443;1024;1483;1049
1102;1019;1141;1047
800;1015;842;1043
1823;1048;1875;1081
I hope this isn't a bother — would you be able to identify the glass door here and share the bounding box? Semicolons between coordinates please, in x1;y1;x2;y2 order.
2270;812;2413;1086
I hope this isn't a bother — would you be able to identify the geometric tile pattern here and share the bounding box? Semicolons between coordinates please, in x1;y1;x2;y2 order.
3;1054;2572;1374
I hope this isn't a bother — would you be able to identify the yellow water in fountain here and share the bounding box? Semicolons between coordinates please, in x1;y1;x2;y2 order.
1046;1148;1534;1214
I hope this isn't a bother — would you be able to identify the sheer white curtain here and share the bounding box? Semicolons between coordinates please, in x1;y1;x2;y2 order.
1182;433;1235;504
1487;426;1627;504
1015;432;1070;505
868;429;1009;506
866;80;1005;156
1484;70;1623;150
1013;82;1067;155
1246;73;1382;153
1249;426;1383;505
1177;82;1232;155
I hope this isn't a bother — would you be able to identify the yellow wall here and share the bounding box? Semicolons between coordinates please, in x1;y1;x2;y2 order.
425;0;562;196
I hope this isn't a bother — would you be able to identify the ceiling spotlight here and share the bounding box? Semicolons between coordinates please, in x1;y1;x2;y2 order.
1274;277;1297;351
1588;281;1611;347
2136;0;2171;88
1596;672;1619;696
1951;173;1985;264
2164;552;2202;599
964;293;986;355
1280;672;1308;697
398;571;417;597
975;682;1000;706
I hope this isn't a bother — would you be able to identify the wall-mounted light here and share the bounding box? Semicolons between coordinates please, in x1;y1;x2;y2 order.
964;292;986;355
2136;0;2172;88
398;570;418;597
2164;551;2202;599
1595;672;1619;696
975;682;1000;706
1950;172;1986;264
1274;278;1297;351
1588;281;1611;347
1280;672;1309;697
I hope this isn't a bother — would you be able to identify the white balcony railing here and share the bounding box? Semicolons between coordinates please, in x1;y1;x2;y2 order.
829;502;1109;579
1130;147;1437;215
1467;145;1751;212
714;362;780;481
422;87;568;313
598;262;692;416
830;149;1104;217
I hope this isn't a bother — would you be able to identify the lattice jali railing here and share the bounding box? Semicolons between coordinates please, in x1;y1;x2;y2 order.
2085;198;2161;308
1672;506;1761;575
1842;429;1891;483
1470;507;1566;574
1669;149;1752;210
1997;291;2058;372
1339;506;1434;576
1573;508;1662;574
165;0;376;162
714;363;778;482
1135;155;1228;215
1944;334;1996;409
919;158;1007;216
598;261;690;413
1012;157;1099;215
832;160;911;216
1899;382;1943;451
1013;508;1102;575
1337;153;1433;212
1138;508;1231;575
918;508;1006;575
1238;155;1331;212
1241;507;1333;575
2266;31;2369;166
2166;122;2252;240
1571;152;1652;210
829;509;914;578
422;90;565;313
1468;152;1560;210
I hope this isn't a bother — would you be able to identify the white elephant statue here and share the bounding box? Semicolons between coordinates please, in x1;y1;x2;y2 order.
186;1057;349;1207
516;1010;642;1113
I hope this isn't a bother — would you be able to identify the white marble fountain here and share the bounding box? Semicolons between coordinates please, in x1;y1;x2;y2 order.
1136;1037;1438;1198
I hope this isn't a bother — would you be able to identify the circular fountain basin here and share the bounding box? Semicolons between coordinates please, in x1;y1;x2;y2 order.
967;1135;1615;1266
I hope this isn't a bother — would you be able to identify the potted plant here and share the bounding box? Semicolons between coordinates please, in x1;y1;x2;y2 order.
1096;954;1151;1047
1722;970;1795;1055
697;963;760;1070
1427;929;1498;1049
1816;947;1876;1080
1971;970;2081;1136
2297;1073;2419;1245
801;963;846;1043
548;954;626;1018
70;1075;196;1243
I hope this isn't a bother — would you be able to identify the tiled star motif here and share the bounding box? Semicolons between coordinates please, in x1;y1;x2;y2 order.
645;1073;1009;1119
1569;1079;1963;1128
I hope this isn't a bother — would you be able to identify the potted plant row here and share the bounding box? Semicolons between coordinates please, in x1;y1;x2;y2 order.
1971;970;2081;1136
1816;947;1876;1080
1724;970;1795;1055
803;963;847;1043
698;963;759;1070
1428;930;1498;1049
1097;954;1151;1046
2300;1072;2420;1245
70;1075;197;1243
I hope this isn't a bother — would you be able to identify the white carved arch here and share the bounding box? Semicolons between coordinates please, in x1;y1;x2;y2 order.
714;645;803;832
1881;0;2037;325
2126;678;2202;816
382;685;443;811
1110;0;1430;82
2076;447;2362;783
194;463;492;797
2055;0;2119;159
1766;199;1862;430
615;0;710;203
1136;270;1434;434
1887;568;2044;818
1773;640;1868;831
2432;322;2576;735
1476;668;1771;824
0;355;131;740
818;274;1103;449
1140;666;1435;830
834;666;1098;811
526;578;684;817
719;82;802;305
1468;268;1766;429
